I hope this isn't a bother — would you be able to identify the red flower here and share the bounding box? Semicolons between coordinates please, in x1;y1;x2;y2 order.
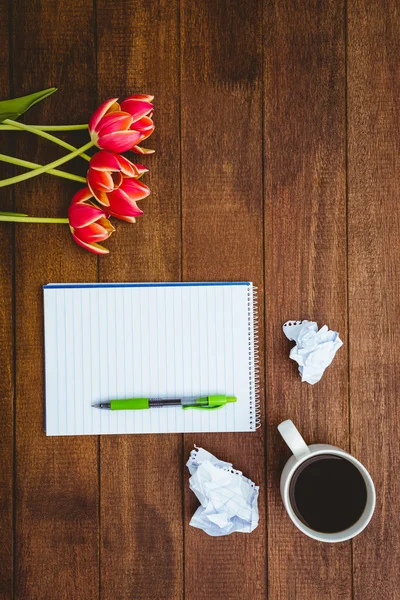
88;95;154;154
120;94;155;154
68;188;114;254
86;150;150;222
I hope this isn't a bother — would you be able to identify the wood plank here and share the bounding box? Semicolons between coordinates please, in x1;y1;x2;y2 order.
0;0;14;596
180;1;266;598
95;2;183;599
348;2;400;598
12;1;99;598
264;1;350;598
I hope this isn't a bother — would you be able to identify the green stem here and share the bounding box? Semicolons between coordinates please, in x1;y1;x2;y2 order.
0;214;68;223
0;140;94;188
0;124;88;131
3;119;91;161
0;211;28;216
0;153;86;183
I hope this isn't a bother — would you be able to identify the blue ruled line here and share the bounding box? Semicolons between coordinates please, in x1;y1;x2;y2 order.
139;291;143;434
55;293;59;434
114;287;118;435
106;290;110;434
206;289;210;432
173;290;176;433
231;286;236;432
165;287;168;433
122;289;127;433
73;292;76;435
181;286;185;434
198;287;201;431
156;290;160;433
190;288;193;431
81;289;84;433
214;285;218;432
89;290;93;433
223;288;227;432
64;290;68;434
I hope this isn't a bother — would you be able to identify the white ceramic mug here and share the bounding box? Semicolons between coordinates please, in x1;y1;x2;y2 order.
278;420;376;542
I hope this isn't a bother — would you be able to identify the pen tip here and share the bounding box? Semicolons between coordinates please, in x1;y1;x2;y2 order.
91;402;111;409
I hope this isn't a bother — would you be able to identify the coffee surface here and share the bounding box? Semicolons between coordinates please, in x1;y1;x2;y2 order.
289;454;367;533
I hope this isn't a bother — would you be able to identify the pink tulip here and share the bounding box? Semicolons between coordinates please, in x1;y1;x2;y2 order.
86;150;150;223
68;187;114;254
120;94;155;154
89;95;155;154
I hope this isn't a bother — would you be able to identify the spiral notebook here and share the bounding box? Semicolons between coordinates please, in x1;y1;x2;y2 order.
43;282;260;436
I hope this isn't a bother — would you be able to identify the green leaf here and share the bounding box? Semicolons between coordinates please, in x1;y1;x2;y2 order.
0;88;57;123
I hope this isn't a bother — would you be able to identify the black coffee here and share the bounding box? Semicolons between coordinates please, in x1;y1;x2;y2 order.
289;454;367;533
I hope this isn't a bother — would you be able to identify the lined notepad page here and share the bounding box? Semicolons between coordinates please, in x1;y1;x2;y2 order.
43;282;256;435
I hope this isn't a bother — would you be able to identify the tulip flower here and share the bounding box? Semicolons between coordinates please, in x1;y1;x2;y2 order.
0;88;156;257
120;94;155;154
86;150;150;222
88;95;154;154
68;187;115;254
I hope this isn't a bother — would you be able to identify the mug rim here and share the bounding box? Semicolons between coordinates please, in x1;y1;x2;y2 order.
282;446;376;543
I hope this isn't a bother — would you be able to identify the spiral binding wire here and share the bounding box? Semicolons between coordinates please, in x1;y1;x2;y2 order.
248;285;261;429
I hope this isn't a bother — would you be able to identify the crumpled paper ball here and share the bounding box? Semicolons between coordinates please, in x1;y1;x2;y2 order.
187;446;259;536
283;319;343;384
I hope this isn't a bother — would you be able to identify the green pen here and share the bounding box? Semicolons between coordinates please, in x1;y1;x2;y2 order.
93;395;237;411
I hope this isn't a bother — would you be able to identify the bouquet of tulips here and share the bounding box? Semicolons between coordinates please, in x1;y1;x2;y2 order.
0;88;154;254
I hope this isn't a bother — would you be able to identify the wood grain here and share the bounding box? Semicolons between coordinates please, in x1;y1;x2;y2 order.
0;0;14;597
12;1;99;598
180;1;266;598
264;1;350;598
348;1;400;598
96;1;183;598
1;1;400;598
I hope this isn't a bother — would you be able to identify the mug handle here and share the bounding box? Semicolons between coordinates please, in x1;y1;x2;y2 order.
278;420;311;460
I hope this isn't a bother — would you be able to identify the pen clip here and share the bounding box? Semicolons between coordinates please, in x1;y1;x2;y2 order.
182;403;225;411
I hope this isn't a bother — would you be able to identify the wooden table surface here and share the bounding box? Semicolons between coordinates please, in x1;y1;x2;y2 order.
1;1;399;598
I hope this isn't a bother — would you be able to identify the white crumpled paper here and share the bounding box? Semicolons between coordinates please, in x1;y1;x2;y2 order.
186;446;259;537
283;319;343;385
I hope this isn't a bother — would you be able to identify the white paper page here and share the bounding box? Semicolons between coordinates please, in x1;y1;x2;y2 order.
43;283;256;435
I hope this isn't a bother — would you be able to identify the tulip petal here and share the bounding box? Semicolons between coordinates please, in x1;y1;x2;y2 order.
74;221;112;243
131;145;155;155
89;150;122;172
133;116;154;134
97;130;143;152
108;188;144;217
107;212;137;223
87;168;114;192
71;187;93;205
133;164;149;176
87;181;110;207
120;178;150;201
97;112;133;136
71;231;110;254
68;202;106;228
88;98;119;133
97;217;115;235
115;153;139;178
137;125;155;143
90;151;143;178
120;99;154;122
123;94;154;102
